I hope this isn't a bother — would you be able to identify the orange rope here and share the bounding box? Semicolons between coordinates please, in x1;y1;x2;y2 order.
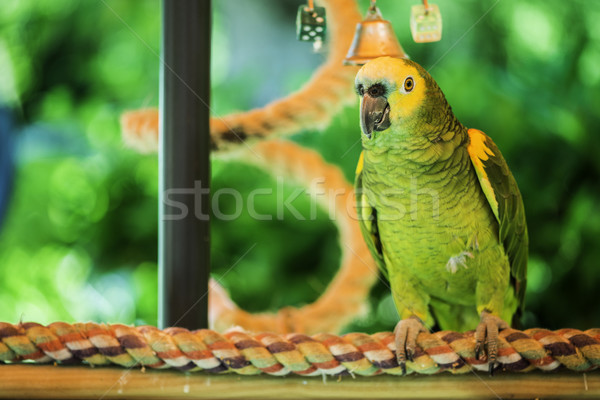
209;140;377;335
120;0;361;153
121;2;375;335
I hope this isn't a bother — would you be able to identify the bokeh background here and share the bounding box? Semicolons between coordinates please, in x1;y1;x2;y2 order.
0;0;599;331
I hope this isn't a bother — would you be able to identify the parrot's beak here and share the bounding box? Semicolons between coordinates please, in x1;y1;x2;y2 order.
360;95;391;139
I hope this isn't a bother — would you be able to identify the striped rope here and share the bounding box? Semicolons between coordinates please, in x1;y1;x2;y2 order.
1;322;599;376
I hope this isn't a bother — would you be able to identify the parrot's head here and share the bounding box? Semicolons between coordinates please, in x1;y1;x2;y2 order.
355;57;452;145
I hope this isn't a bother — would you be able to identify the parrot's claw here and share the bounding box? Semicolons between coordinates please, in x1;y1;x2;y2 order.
474;311;509;376
394;316;427;375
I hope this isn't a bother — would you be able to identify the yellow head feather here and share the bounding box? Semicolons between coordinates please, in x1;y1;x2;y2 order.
355;57;428;124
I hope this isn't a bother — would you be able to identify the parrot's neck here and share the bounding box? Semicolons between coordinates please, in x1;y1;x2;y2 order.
361;116;477;241
364;114;468;168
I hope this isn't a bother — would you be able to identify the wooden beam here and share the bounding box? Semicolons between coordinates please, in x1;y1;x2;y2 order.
159;0;211;329
0;365;598;399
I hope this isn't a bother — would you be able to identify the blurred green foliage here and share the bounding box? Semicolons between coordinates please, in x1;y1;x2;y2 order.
0;0;599;331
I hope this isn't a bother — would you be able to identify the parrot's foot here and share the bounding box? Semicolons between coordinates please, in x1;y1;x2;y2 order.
394;316;427;375
474;311;509;376
445;251;474;274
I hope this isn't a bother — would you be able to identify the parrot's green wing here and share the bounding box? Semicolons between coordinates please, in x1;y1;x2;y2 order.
355;151;388;280
467;129;528;312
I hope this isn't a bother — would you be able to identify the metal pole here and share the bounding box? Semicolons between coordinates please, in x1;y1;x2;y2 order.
159;0;211;329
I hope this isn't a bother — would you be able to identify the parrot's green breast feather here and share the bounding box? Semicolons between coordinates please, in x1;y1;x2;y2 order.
354;129;528;320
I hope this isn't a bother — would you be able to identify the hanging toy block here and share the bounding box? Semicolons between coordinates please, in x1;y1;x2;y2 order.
410;3;442;43
296;5;327;44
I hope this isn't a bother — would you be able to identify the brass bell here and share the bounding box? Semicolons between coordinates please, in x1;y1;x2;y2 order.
343;5;408;66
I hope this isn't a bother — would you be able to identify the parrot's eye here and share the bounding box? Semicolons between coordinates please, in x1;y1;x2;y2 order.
367;84;386;97
356;84;365;96
403;77;415;93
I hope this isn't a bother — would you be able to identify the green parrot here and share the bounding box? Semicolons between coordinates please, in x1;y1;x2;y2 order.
354;57;527;374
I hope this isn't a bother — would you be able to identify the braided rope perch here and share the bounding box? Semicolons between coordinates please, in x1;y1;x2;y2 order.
1;322;599;376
